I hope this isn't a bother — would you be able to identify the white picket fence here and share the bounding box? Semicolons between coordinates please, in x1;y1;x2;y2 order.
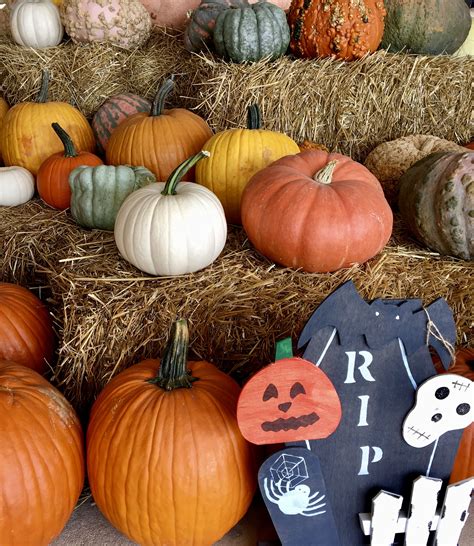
359;476;474;545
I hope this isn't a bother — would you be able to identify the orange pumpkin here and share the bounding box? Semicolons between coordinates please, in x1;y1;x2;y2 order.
0;95;9;164
0;70;95;175
106;78;213;182
87;319;257;546
37;122;103;210
464;142;474;150
0;360;85;546
0;283;55;375
288;0;386;60
241;150;393;272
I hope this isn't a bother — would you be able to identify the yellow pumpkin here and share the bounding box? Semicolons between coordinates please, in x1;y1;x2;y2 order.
195;105;300;224
0;97;9;164
0;70;95;175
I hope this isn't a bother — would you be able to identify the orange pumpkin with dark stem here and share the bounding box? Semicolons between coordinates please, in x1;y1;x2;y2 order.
87;319;257;546
0;283;55;375
0;360;85;546
288;0;386;61
106;78;213;182
37;122;103;210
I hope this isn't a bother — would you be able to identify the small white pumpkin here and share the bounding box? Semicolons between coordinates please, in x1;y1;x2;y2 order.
10;0;64;48
0;166;35;206
114;151;227;276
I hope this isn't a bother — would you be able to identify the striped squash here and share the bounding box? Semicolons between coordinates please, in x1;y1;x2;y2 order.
92;93;151;155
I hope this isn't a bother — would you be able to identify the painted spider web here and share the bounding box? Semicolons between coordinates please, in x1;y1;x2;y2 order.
270;453;309;488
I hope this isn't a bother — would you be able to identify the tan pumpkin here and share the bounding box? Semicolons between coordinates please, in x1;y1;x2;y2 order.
0;96;9;164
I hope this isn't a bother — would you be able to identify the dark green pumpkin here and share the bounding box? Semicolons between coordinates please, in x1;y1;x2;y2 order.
398;151;474;260
184;0;249;53
213;2;290;63
381;0;471;55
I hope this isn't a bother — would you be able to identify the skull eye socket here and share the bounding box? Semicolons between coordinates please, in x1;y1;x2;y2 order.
263;383;278;401
435;387;450;400
290;382;306;399
456;403;471;416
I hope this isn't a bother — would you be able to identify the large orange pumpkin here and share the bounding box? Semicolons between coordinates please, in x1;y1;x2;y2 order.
0;95;9;164
0;360;85;546
106;78;213;182
241;150;393;272
87;319;257;546
0;70;95;175
288;0;386;60
0;283;55;375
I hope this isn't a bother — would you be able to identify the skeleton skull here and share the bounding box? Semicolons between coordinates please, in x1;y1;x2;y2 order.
403;374;473;448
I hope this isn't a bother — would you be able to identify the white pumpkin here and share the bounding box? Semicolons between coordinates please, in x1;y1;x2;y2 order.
455;9;474;57
114;151;227;276
0;166;35;206
10;0;64;48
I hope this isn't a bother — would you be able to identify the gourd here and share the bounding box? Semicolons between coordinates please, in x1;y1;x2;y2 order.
195;104;300;224
106;78;213;181
214;1;290;63
69;164;156;230
0;166;35;206
455;8;474;56
381;0;471;55
0;282;55;375
92;93;151;155
10;0;64;48
0;360;84;546
0;96;9;163
60;0;152;49
87;318;257;546
37;122;103;210
288;0;386;61
115;151;227;276
241;150;393;272
0;69;95;175
398;151;474;260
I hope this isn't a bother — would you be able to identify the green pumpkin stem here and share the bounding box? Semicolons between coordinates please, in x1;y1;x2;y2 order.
52;122;77;158
36;69;50;103
151;76;175;117
247;104;262;130
314;160;337;185
148;319;198;390
162;151;210;196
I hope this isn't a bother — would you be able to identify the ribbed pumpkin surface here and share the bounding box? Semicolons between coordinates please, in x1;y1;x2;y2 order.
0;361;85;546
0;283;55;374
87;359;257;546
0;96;9;163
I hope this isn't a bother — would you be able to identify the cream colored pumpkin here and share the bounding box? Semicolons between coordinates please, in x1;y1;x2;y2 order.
455;9;474;56
0;166;35;206
10;0;64;48
115;151;227;276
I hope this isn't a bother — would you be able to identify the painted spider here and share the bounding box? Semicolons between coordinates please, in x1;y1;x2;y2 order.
263;478;327;517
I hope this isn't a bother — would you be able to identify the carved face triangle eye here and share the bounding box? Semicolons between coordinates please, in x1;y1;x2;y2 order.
290;382;306;399
263;383;278;401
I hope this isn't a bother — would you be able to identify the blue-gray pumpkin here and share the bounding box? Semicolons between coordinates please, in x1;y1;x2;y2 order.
213;1;290;62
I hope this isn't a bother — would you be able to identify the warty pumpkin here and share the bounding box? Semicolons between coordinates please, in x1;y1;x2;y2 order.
0;282;55;375
288;0;386;61
398;151;474;260
87;318;257;546
106;78;213;181
0;69;95;175
0;360;84;546
241;150;393;272
37;122;103;210
0;95;9;163
10;0;64;48
0;166;35;206
195;104;300;224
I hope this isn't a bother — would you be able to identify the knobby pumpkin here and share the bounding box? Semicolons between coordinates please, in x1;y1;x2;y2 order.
0;166;35;206
87;318;257;546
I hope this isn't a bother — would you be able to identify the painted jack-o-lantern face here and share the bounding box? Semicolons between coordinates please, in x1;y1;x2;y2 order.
237;357;342;444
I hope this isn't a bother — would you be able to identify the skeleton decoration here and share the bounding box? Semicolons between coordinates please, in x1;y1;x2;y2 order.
403;374;473;449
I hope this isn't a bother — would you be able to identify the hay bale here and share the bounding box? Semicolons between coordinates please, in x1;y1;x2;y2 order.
1;200;472;412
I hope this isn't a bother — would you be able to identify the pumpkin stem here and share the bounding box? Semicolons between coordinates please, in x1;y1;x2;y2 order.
247;104;262;130
151;76;175;117
37;69;50;103
52;122;77;158
162;151;210;195
148;319;198;390
275;338;293;361
313;160;337;184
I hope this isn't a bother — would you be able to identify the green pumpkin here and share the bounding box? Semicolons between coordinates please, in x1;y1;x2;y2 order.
213;2;290;63
382;0;471;55
69;165;156;230
398;151;474;261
